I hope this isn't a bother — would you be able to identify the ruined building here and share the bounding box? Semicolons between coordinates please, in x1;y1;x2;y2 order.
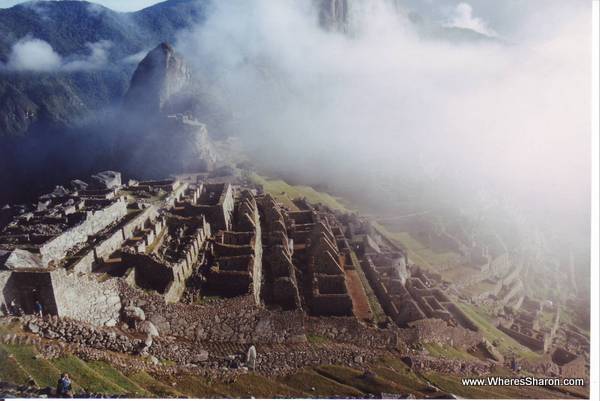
206;190;262;304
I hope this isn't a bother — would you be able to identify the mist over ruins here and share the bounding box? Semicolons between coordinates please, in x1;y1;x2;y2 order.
0;0;593;399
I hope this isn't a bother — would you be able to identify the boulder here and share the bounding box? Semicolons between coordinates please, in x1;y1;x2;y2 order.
138;321;159;337
27;322;40;334
191;350;209;363
123;305;146;322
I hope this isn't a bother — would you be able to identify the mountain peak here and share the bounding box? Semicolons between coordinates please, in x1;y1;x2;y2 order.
124;42;192;114
157;42;174;52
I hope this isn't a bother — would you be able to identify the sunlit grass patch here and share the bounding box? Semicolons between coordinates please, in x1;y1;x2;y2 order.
248;173;352;212
277;368;364;397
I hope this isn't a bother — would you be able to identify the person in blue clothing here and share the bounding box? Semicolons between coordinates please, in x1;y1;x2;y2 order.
56;372;73;398
34;300;43;317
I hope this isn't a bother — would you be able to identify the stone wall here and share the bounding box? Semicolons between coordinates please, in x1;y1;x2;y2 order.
39;199;128;266
196;183;234;231
66;206;158;274
305;316;399;349
0;268;121;326
50;269;121;326
126;213;208;302
404;319;483;349
208;190;262;304
310;294;353;316
126;252;175;293
560;356;587;378
497;323;546;351
258;194;301;310
408;355;492;376
0;271;11;314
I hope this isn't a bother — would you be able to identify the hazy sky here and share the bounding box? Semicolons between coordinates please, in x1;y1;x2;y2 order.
0;0;163;11
175;0;590;231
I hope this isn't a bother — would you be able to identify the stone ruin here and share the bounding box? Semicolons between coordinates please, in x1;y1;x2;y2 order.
258;194;302;310
304;218;353;316
0;193;127;270
0;170;589;391
358;235;478;332
496;296;560;352
122;212;211;302
255;197;356;316
206;190;262;304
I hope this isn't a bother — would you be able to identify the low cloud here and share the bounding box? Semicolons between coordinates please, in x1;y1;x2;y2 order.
63;40;112;71
5;36;62;71
121;49;150;65
2;36;112;72
444;2;497;37
175;0;590;233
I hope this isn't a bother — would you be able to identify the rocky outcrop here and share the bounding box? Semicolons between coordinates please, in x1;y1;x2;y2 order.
317;0;349;33
124;43;192;115
117;43;219;178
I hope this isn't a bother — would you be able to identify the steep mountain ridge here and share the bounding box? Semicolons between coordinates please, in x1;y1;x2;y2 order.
124;42;192;114
116;42;218;178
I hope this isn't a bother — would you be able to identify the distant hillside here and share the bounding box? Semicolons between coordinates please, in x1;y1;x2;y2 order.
0;0;207;62
0;0;209;138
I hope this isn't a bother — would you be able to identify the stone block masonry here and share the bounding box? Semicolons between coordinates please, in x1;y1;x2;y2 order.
258;194;302;310
50;269;121;326
39;198;128;267
0;269;121;326
207;190;263;304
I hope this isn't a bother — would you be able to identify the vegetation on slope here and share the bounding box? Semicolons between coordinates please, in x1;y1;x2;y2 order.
248;173;352;212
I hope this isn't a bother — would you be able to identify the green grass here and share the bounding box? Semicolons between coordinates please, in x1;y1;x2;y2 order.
455;302;540;360
307;334;329;344
52;355;128;394
170;374;230;398
127;371;183;397
0;344;31;385
315;365;410;395
248;173;352;212
370;357;430;393
423;343;481;362
208;373;308;398
85;360;151;396
373;223;460;271
277;368;364;397
423;371;578;399
1;344;65;389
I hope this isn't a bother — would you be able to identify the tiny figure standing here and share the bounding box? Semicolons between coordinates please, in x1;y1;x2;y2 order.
246;345;257;371
34;300;43;318
10;299;22;316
